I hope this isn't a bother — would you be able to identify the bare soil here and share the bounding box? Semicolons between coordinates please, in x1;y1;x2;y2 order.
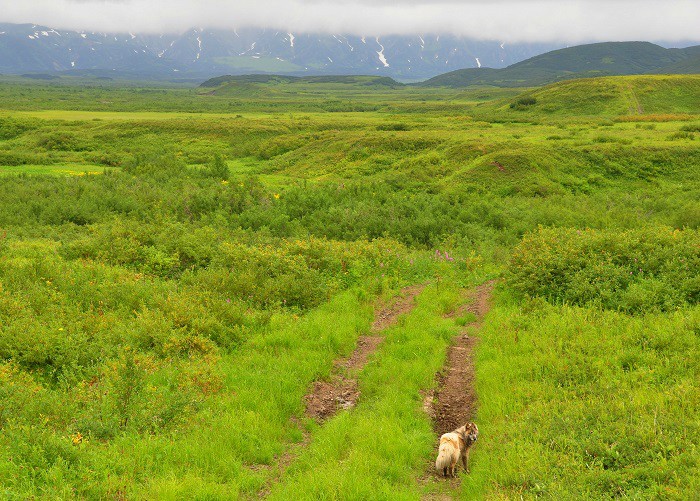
432;280;494;435
421;281;495;497
305;284;425;421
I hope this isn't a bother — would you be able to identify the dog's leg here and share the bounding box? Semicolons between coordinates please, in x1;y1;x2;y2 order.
464;449;470;472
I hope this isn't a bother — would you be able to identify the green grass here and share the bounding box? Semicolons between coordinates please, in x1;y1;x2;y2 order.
212;56;306;73
1;74;700;498
0;163;104;176
466;291;700;499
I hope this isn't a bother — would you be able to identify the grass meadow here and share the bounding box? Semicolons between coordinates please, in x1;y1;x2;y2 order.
0;74;699;499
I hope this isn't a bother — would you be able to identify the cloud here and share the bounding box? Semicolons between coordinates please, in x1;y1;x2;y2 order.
0;0;698;42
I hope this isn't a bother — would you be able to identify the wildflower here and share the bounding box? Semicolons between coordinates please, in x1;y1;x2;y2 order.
71;432;83;445
221;180;229;185
274;193;280;199
226;298;231;303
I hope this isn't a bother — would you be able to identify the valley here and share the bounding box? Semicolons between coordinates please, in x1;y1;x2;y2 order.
0;73;699;499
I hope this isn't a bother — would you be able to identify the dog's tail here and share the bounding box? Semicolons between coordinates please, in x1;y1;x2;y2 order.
435;441;457;472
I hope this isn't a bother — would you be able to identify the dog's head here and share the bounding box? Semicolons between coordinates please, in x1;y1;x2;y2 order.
462;422;479;444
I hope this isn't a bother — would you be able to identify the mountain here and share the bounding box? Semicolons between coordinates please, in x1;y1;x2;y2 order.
421;42;700;87
0;23;561;80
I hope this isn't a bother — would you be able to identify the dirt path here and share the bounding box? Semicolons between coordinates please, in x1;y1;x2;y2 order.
421;281;495;496
431;281;493;435
305;284;425;421
255;284;424;498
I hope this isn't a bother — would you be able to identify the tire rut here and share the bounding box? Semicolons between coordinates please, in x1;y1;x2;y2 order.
305;284;425;421
255;284;425;498
421;280;495;497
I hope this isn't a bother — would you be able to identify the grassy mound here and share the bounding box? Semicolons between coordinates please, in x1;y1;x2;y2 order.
500;75;700;117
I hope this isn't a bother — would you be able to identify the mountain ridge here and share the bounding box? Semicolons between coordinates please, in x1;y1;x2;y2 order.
420;41;700;87
0;22;561;80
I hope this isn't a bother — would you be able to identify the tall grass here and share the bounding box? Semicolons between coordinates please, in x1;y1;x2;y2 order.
464;290;700;499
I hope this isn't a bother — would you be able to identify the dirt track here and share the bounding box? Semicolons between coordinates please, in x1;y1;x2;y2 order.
255;284;425;498
430;281;494;436
305;284;425;421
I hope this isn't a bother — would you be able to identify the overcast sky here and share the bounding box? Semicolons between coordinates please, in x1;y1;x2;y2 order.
0;0;698;43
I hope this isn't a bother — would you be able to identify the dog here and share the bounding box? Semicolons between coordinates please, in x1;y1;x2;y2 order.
435;422;478;477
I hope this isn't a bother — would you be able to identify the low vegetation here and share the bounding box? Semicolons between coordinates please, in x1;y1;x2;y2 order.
0;74;699;498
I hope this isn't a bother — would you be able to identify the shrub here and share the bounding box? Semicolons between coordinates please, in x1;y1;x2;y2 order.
510;97;537;109
376;123;410;131
667;131;694;141
508;226;700;313
206;154;230;181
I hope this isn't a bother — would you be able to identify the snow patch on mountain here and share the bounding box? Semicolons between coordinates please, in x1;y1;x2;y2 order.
376;37;389;67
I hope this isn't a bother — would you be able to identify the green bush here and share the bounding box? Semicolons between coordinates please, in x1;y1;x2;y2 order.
206;154;230;181
508;226;700;313
376;123;410;131
510;96;537;109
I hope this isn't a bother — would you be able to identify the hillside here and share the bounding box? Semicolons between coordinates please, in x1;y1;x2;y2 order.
421;41;700;87
493;74;700;116
1;74;700;499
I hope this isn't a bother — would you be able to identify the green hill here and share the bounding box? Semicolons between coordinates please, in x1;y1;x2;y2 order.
654;52;700;74
488;74;700;116
422;42;700;88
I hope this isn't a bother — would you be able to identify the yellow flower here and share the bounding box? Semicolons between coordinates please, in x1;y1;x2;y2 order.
274;193;280;199
71;432;83;445
221;180;229;185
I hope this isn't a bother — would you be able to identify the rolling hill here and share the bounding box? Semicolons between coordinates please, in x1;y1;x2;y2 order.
421;42;700;87
486;74;700;117
199;74;402;88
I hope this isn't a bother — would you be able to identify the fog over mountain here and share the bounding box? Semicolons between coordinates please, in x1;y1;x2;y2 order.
0;22;563;80
1;0;699;43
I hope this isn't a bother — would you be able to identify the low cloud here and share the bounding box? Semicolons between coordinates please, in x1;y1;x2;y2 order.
0;0;698;42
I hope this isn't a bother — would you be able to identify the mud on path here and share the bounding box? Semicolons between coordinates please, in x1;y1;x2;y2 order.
424;281;494;480
305;284;425;421
419;281;494;499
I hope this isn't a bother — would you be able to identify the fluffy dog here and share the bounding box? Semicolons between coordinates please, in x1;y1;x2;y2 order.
435;422;478;477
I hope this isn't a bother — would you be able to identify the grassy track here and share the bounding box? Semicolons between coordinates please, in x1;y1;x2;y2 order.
265;272;494;500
